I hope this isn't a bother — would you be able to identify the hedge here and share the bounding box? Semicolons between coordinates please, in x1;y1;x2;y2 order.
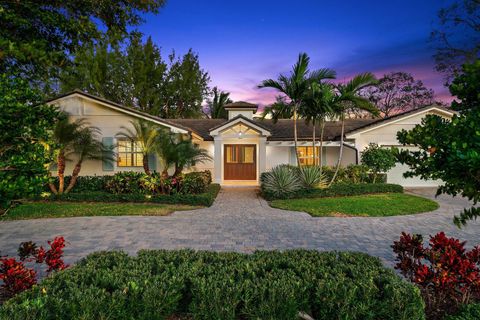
40;184;221;207
0;250;425;320
446;304;480;320
262;182;404;200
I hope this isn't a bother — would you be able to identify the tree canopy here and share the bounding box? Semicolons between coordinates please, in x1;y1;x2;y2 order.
0;0;166;88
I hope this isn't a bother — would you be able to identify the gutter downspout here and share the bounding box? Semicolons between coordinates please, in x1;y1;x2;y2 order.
343;143;359;165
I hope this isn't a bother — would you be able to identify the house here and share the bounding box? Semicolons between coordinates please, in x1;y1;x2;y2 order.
47;90;455;187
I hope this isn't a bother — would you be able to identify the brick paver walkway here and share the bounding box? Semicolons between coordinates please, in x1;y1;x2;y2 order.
0;187;478;267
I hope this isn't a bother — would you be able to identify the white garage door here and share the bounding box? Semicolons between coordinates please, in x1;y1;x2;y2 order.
387;163;441;187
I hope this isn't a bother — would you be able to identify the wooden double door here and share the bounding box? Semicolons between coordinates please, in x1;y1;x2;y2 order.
224;144;256;180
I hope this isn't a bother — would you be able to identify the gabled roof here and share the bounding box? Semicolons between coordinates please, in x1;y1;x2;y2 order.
209;115;271;136
224;101;258;110
46;89;191;134
345;105;455;137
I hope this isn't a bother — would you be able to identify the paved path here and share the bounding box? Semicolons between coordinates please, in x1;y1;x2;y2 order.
0;188;478;267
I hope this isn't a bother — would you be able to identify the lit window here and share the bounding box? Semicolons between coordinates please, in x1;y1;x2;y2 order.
117;139;143;167
297;147;321;166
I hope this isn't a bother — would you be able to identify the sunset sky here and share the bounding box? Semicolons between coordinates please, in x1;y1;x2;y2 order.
139;0;453;105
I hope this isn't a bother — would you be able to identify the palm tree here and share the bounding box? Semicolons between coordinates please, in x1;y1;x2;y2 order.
261;96;293;120
116;120;162;176
328;73;379;186
156;131;211;177
64;127;112;193
259;53;336;166
300;82;335;167
49;115;88;194
205;87;232;119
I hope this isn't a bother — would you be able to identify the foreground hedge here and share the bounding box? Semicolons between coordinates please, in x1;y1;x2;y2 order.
40;184;220;207
263;182;404;200
0;250;425;320
446;304;480;320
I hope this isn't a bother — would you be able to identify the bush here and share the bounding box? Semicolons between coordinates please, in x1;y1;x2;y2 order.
297;166;328;189
361;143;397;183
260;165;303;198
446;304;480;320
104;172;145;194
40;184;221;206
392;232;480;319
0;250;425;320
46;175;111;193
181;171;211;194
262;182;403;200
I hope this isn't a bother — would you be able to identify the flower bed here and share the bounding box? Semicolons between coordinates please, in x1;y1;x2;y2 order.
0;250;424;320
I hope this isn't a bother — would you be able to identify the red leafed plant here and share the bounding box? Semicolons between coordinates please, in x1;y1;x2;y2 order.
0;237;68;301
392;232;480;319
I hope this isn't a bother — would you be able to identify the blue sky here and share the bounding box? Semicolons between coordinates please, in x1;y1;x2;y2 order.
139;0;453;104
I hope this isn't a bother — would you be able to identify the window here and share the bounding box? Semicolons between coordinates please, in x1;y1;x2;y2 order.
297;146;321;166
117;139;143;167
225;145;255;164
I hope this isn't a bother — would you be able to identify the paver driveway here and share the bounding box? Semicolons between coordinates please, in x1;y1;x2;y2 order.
0;187;478;267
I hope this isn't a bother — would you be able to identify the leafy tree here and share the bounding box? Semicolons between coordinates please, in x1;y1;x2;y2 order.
116;120;164;176
0;75;59;212
259;53;336;166
363;72;435;118
361;143;397;183
431;0;480;81
261;96;293;120
204;87;232;119
0;0;165;88
156;132;211;177
329;73;379;186
396;61;480;226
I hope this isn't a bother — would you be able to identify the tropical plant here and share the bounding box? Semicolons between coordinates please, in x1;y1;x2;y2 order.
361;143;397;183
204;86;232;118
260;165;303;198
297;166;328;189
259;53;336;166
0;75;59;214
329;73;379;186
156;131;211;177
261;96;293;120
116;119;163;176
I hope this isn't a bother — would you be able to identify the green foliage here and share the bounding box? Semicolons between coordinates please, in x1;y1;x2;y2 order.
46;176;110;193
297;166;328;189
104;172;145;194
0;1;166;88
0;250;425;320
61;35;210;118
263;182;403;201
181;172;211;194
0;75;59;211
260;165;303;199
40;184;221;207
204;86;232;119
361;143;397;183
446;304;480;320
449;60;480;111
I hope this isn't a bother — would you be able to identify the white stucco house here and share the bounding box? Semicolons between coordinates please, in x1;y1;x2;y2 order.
48;90;455;187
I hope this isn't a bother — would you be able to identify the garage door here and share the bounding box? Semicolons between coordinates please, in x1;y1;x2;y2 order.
387;163;441;187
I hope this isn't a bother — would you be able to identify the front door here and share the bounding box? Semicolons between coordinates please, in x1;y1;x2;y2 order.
224;144;256;180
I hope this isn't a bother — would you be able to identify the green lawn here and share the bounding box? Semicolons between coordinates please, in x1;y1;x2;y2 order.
1;202;201;220
270;193;439;217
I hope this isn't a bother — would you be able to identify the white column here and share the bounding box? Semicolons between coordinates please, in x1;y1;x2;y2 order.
213;137;222;184
258;137;267;178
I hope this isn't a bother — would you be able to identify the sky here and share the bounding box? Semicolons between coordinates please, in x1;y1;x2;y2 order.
139;0;454;105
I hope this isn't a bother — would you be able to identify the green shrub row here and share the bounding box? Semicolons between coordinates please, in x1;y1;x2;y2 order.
446;304;480;320
45;175;110;193
262;182;403;200
0;250;425;320
40;184;221;206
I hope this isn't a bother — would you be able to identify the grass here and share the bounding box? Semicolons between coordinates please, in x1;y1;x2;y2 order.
0;202;201;220
270;193;439;217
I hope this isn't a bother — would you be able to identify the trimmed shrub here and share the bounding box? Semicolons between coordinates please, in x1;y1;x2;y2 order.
40;184;221;206
262;182;403;200
46;176;111;193
446;304;480;320
0;250;425;320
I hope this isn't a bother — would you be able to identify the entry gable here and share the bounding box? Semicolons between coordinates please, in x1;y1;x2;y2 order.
209;115;271;137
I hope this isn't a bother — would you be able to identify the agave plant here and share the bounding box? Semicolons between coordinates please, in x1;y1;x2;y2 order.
261;165;302;198
297;166;328;189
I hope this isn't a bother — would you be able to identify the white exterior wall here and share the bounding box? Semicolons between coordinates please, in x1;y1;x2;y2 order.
266;146;291;170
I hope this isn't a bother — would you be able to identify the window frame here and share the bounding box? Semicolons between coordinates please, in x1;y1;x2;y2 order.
297;146;323;166
117;139;144;167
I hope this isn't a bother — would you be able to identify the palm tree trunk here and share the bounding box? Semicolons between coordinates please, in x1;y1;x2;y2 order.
143;154;151;176
173;164;183;177
329;116;345;187
319;119;325;173
57;150;66;194
293;105;300;167
65;162;82;193
312;119;316;166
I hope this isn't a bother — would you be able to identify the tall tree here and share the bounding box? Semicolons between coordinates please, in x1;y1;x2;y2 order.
204;87;232;119
0;75;59;213
329;73;379;186
261;96;294;120
363;72;435;118
0;0;166;90
259;53;336;166
431;0;480;81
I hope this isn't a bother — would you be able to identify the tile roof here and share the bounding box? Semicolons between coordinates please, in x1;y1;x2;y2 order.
224;101;258;109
